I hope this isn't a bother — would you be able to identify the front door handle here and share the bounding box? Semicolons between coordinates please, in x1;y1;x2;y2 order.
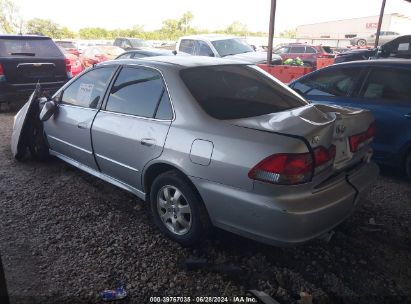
140;138;156;147
77;121;89;129
405;113;411;119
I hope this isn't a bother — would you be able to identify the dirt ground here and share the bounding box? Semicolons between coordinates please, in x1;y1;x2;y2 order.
0;111;410;304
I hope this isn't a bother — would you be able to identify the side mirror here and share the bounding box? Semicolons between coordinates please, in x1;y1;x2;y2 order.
39;100;57;121
208;53;215;57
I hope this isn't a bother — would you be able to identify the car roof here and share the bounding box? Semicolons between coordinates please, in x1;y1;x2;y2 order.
102;55;247;69
0;34;51;40
179;34;237;41
333;58;411;67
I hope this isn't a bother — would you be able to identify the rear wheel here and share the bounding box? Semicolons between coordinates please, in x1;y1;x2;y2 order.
405;152;411;180
149;170;211;247
357;39;367;47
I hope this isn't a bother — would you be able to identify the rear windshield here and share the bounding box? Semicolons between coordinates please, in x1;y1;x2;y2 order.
0;38;62;57
180;65;308;120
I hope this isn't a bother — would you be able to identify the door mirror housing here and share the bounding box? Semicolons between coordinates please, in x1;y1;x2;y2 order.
39;100;57;121
208;52;215;57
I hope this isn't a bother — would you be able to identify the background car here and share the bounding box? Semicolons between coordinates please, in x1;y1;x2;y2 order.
55;40;80;56
116;48;174;59
17;56;377;247
0;35;70;105
59;47;83;77
113;37;149;50
273;43;334;67
350;31;401;47
336;35;411;63
289;59;411;179
176;34;282;65
80;46;124;68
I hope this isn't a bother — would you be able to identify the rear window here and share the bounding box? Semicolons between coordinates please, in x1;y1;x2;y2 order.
56;41;76;49
0;38;62;57
322;46;333;54
180;65;308;120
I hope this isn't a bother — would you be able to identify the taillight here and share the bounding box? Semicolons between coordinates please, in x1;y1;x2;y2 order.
0;63;4;76
349;122;376;153
248;153;313;185
314;145;336;173
249;145;336;185
65;58;71;72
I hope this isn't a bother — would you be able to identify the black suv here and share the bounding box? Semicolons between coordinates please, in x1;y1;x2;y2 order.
0;35;71;105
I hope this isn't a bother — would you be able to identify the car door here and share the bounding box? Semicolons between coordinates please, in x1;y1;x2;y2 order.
290;65;366;107
178;39;197;55
44;65;117;170
91;66;173;191
289;45;306;60
196;41;214;57
346;66;411;164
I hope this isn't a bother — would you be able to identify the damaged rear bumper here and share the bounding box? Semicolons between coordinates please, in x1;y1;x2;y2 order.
191;161;379;246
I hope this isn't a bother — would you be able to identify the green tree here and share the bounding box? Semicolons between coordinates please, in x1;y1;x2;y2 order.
224;21;248;36
0;0;22;34
26;18;75;38
279;29;297;38
179;11;194;34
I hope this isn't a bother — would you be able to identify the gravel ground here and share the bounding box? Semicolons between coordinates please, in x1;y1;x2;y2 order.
0;111;410;304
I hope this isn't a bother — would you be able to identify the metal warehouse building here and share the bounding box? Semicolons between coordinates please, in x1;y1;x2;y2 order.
296;13;411;39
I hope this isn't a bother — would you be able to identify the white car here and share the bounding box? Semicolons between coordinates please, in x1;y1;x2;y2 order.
176;34;282;65
350;31;401;47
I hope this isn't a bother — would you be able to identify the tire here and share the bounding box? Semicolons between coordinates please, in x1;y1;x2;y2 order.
357;39;367;47
405;152;411;181
149;170;211;247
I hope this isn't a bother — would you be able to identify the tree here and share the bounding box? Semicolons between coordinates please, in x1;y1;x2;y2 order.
279;29;297;38
225;21;248;36
26;18;75;39
0;0;22;34
179;11;194;34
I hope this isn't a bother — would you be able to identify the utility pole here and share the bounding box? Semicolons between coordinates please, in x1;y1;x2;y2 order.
267;0;277;65
375;0;386;48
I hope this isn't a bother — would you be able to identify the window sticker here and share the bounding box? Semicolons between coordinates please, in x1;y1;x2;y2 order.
77;83;94;106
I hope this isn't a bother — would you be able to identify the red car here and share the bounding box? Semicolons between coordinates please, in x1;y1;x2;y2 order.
80;46;124;68
59;47;83;77
55;40;80;57
273;43;334;67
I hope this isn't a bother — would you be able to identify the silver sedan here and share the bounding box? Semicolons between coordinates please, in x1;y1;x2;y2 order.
12;56;379;247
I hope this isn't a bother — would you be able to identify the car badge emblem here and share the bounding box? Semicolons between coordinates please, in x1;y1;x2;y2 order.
312;135;320;144
336;124;346;134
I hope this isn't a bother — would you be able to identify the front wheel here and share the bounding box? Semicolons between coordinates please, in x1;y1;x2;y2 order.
149;171;211;247
357;39;367;47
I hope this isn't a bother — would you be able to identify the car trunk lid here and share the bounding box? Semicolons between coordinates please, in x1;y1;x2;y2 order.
228;103;375;176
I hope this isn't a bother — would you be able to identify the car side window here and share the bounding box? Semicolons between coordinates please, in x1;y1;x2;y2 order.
305;47;316;54
275;46;289;54
197;41;214;56
292;67;361;97
61;67;116;108
155;91;173;120
117;53;132;59
105;67;167;118
179;39;196;54
290;46;305;53
360;68;411;102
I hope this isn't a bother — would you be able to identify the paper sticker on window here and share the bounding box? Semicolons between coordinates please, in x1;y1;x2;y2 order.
398;43;409;51
77;83;94;105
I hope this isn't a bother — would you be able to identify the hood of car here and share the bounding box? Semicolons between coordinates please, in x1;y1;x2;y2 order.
224;51;280;64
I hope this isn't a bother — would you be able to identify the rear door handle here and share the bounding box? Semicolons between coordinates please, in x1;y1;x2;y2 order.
77;122;89;129
140;138;156;147
405;113;411;119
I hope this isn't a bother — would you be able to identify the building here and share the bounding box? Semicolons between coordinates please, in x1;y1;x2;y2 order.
296;13;411;39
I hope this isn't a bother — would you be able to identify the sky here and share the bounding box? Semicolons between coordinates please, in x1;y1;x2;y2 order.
13;0;411;34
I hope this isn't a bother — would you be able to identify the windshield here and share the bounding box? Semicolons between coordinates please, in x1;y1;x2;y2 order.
180;65;308;120
211;38;254;57
129;39;147;48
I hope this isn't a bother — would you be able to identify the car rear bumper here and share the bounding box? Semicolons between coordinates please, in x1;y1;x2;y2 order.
191;161;379;246
0;80;67;103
